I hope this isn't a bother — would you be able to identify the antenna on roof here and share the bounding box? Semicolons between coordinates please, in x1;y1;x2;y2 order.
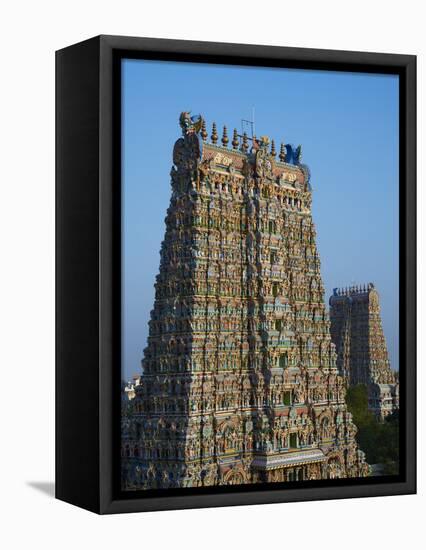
240;107;256;142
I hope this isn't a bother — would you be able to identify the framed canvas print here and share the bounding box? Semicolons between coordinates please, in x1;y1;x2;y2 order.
56;35;416;514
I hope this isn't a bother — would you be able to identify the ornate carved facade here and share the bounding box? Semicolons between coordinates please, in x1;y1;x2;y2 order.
329;284;399;419
121;112;368;490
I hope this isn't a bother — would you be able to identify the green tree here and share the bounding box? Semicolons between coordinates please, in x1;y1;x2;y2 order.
345;385;399;475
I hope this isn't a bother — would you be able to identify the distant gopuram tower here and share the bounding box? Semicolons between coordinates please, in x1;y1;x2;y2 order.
329;284;399;419
121;112;368;490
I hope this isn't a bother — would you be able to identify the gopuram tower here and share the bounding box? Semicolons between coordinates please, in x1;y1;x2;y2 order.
329;284;399;419
121;112;368;490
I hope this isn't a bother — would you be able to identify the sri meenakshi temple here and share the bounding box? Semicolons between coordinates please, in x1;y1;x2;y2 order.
121;112;373;489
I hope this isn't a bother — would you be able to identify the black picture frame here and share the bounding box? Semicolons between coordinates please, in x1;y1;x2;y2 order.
56;35;416;514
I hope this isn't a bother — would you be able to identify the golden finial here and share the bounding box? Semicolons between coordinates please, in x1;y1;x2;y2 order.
271;139;276;157
222;126;229;147
232;128;239;150
211;122;218;144
279;143;286;162
201;119;208;142
241;132;249;153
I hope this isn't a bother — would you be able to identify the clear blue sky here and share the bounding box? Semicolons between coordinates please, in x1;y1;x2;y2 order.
122;58;399;382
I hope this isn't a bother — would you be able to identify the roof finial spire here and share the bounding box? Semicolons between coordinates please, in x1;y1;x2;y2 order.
222;125;229;147
241;132;249;153
232;128;239;150
271;139;276;158
279;143;286;162
211;122;218;144
201;119;208;142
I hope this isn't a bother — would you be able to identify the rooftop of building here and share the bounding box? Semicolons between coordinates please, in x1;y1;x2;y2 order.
331;283;375;297
179;111;304;167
